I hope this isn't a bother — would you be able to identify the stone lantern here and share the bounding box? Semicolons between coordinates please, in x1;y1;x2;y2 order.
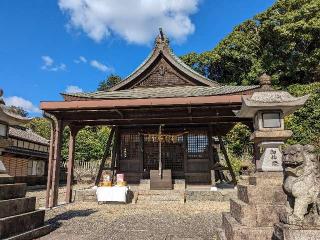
237;74;309;171
0;89;30;178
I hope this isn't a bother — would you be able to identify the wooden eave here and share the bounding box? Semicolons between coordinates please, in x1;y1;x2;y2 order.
40;94;253;126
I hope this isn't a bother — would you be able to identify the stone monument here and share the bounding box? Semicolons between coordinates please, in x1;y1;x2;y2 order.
273;144;320;240
216;74;310;240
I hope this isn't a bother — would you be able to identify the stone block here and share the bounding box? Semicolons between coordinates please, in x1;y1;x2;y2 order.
248;172;283;186
230;198;286;227
222;212;274;240
0;197;36;218
0;210;45;239
74;188;96;202
273;223;320;240
0;184;26;200
237;184;286;205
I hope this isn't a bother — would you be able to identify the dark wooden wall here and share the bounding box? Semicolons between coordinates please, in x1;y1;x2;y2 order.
117;125;221;184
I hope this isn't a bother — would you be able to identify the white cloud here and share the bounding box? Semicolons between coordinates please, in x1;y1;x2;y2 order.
90;60;112;72
41;55;66;71
4;96;41;114
58;0;199;45
74;56;87;64
65;85;83;93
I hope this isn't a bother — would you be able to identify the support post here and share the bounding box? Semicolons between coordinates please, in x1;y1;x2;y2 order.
218;136;237;186
139;132;144;178
65;125;81;203
158;125;162;177
45;121;55;208
111;127;119;182
50;119;63;208
95;127;115;186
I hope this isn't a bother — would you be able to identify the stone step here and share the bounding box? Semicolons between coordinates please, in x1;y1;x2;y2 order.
0;210;45;239
138;194;183;201
0;197;36;218
230;198;285;227
215;228;227;240
186;190;236;202
0;183;27;200
222;212;274;240
4;224;52;240
0;175;15;184
138;190;184;195
237;184;286;205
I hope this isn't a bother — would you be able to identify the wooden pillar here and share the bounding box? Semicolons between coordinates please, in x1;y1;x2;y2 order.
45;121;55;208
50;119;63;208
65;125;81;203
208;125;214;169
139;132;144;178
183;133;188;178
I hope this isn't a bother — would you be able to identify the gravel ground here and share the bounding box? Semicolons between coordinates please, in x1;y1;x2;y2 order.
27;186;228;240
41;201;227;240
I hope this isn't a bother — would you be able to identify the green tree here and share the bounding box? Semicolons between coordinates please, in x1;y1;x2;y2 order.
25;117;51;139
61;126;111;162
225;123;253;157
181;0;320;87
285;82;320;151
97;74;122;91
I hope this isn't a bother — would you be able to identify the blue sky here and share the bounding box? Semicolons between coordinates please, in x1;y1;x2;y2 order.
0;0;275;116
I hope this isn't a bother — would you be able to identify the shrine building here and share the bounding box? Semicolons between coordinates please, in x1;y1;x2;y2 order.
41;30;263;207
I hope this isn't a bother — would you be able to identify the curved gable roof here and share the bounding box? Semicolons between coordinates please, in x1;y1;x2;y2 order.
110;30;219;91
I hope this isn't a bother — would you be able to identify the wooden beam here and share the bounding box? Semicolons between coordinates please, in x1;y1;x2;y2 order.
218;136;237;186
65;125;81;203
95;127;116;186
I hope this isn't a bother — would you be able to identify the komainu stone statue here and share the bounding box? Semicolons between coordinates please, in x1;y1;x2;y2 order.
282;144;320;225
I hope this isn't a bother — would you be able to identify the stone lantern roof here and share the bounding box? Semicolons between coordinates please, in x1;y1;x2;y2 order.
237;74;309;118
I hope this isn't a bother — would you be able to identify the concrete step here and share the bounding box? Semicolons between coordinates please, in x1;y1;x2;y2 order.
230;198;286;227
0;197;36;218
237;184;286;205
0;210;45;239
222;212;274;240
4;224;52;240
0;183;27;200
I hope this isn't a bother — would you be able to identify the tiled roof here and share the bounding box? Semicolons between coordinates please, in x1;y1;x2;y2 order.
63;85;259;100
9;126;49;145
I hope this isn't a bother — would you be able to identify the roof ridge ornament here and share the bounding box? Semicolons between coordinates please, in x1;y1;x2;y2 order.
155;27;169;50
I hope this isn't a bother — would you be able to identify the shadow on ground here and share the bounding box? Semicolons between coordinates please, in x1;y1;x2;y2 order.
46;209;97;229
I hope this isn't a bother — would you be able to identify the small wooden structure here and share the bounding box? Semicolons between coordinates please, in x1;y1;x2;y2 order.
41;30;262;207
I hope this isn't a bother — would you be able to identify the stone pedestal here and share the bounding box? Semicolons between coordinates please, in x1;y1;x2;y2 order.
217;172;286;240
256;141;284;172
273;223;320;240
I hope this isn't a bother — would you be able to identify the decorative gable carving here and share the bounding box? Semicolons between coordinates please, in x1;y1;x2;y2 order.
132;58;195;88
